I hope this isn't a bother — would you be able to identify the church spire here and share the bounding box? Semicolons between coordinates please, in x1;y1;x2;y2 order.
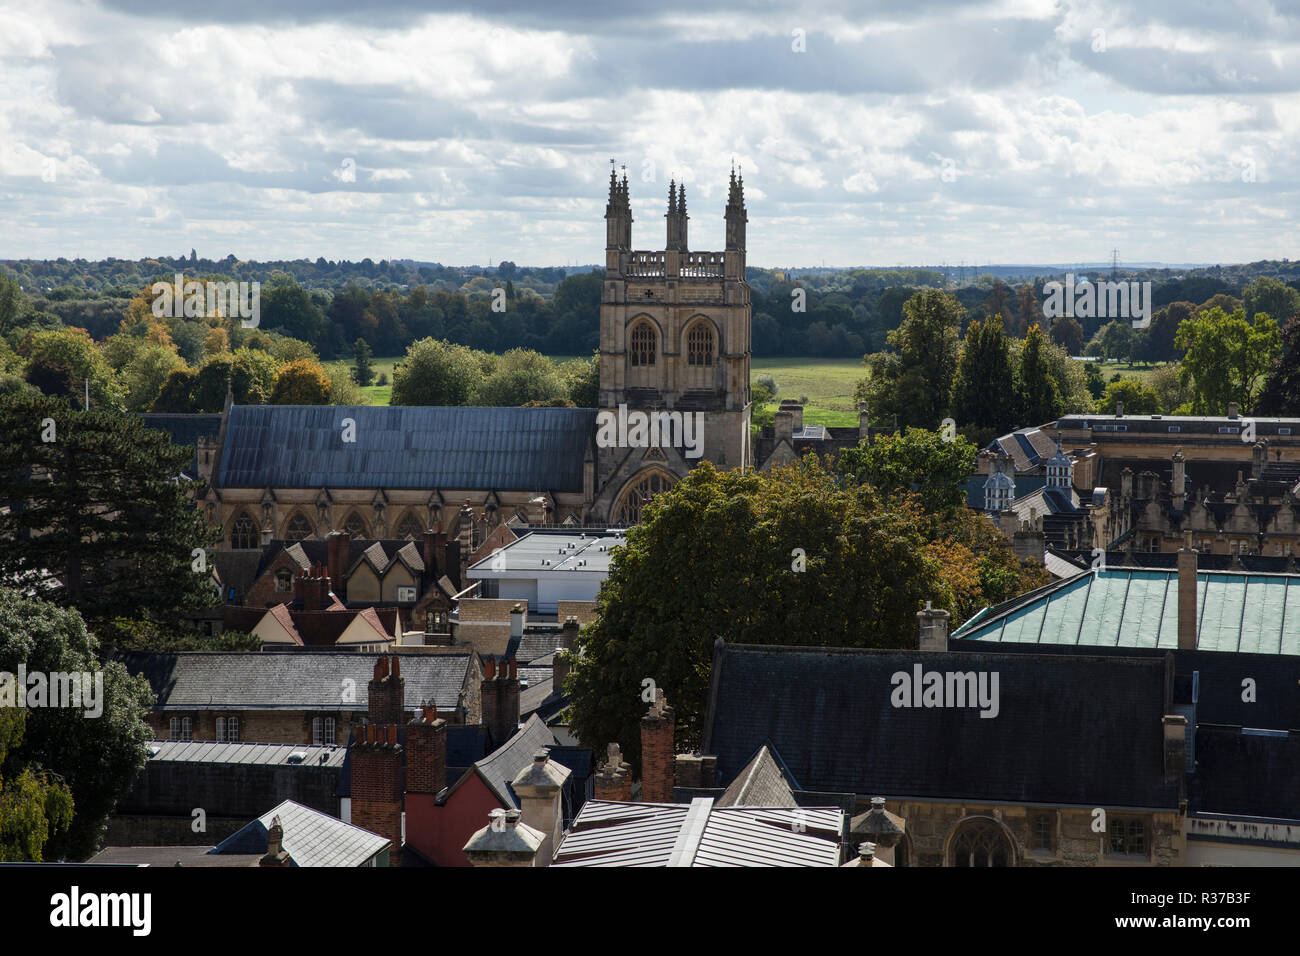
725;164;747;253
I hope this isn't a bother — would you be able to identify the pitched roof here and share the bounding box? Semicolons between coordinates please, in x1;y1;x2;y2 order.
953;567;1300;655
702;641;1179;810
216;405;596;491
261;604;391;646
140;413;223;478
114;651;472;711
716;745;798;808
212;799;389;867
449;714;558;807
552;798;842;867
144;739;347;768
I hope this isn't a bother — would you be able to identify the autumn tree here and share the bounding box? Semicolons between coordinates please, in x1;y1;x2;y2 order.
270;358;333;405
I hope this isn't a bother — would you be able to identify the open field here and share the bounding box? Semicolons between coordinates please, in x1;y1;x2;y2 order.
1088;360;1173;385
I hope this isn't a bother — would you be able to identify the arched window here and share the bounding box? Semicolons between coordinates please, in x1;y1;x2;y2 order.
343;512;368;539
230;512;258;549
686;322;714;367
949;818;1013;867
285;513;312;541
395;512;423;540
613;470;675;525
630;322;657;367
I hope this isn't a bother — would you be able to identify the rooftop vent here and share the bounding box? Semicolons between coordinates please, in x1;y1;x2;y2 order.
287;750;308;764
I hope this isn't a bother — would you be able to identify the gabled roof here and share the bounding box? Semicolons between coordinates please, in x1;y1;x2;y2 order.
216;405;596;491
114;651;472;711
953;567;1300;655
552;797;842;867
716;745;797;808
702;641;1179;810
212;799;389;867
445;714;558;807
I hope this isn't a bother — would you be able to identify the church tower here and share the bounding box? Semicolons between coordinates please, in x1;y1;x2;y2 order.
591;163;752;525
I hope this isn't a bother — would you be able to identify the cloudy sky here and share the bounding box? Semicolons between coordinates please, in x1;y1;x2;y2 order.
1;0;1298;267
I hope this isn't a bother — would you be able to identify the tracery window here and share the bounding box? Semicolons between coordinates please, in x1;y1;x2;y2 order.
343;512;368;539
613;470;675;525
395;512;423;540
630;322;657;367
686;322;714;366
285;513;312;541
950;818;1012;867
230;512;258;549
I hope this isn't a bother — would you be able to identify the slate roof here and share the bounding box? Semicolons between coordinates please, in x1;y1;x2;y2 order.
1189;727;1300;820
140;413;223;478
216;405;596;491
446;714;558;807
212;799;389;867
702;641;1179;810
552;797;843;867
114;651;472;711
716;745;797;808
953;567;1300;655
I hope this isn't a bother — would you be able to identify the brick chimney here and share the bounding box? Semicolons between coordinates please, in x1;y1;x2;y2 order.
511;749;571;866
640;690;675;803
463;809;544;867
406;704;447;796
351;723;403;867
326;531;350;600
293;562;331;611
259;817;290;867
1177;546;1199;651
481;657;520;747
368;655;405;725
917;602;950;652
423;525;448;581
553;647;571;690
560;615;580;650
674;753;716;790
1228;401;1239;419
594;743;632;801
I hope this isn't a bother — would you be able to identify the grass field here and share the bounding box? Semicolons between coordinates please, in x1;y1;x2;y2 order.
1088;360;1172;385
325;353;866;421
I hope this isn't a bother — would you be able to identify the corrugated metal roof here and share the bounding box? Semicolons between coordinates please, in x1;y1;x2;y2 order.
145;739;347;768
553;798;842;867
953;568;1300;655
216;405;596;491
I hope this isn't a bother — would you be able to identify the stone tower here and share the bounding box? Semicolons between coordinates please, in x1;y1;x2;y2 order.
590;164;752;525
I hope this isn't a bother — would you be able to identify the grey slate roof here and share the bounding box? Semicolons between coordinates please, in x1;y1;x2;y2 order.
212;799;389;867
464;714;558;807
140;413;223;478
114;651;471;712
716;745;798;808
702;641;1180;810
216;405;596;491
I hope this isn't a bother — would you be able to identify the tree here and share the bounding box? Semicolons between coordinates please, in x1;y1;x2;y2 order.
0;707;74;861
120;342;184;412
565;458;945;764
1243;277;1300;325
1175;306;1281;413
352;338;375;387
1090;320;1137;363
951;315;1016;434
837;426;978;516
18;329;124;412
0;588;154;860
1253;314;1300;415
0;275;29;336
563;353;599;408
475;349;567;406
1101;378;1161;415
1049;316;1085;356
270;359;333;405
150;367;198;412
1016;323;1063;426
0;393;218;630
261;281;326;347
857;290;963;428
390;338;480;406
1014;283;1042;337
1137;303;1191;363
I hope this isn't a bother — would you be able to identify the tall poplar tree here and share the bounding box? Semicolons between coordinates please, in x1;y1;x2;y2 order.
952;315;1016;434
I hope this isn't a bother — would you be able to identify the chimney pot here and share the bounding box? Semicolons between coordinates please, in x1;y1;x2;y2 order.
859;842;877;864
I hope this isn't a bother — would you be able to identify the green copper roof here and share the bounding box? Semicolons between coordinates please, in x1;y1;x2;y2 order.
952;568;1300;655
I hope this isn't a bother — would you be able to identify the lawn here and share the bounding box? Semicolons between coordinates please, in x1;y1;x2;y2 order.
1088;360;1172;385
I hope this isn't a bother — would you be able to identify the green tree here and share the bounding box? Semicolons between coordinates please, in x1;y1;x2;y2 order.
0;393;218;629
120;342;184;412
0;707;74;862
18;329;124;411
1243;277;1300;324
857;290;963;428
951;315;1016;434
1049;316;1085;356
352;338;375;387
391;338;480;406
150;367;198;412
837;426;977;516
270;359;333;405
261;281;326;346
1016;323;1064;426
0;589;154;860
565;458;944;763
563;353;599;408
475;349;567;406
231;347;280;405
1101;378;1161;415
0;275;29;336
1175;307;1281;413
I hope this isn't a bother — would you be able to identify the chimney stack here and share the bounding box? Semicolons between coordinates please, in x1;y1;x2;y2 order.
509;603;526;640
293;562;332;611
640;689;675;802
406;704;447;796
594;743;633;801
917;602;950;652
511;749;572;866
560;615;580;650
458;501;474;579
259;818;290;867
1177;546;1199;651
481;657;520;747
367;654;405;725
1172;450;1187;509
326;531;350;600
553;647;570;690
350;723;403;867
1228;401;1239;419
1163;714;1188;782
858;402;870;441
775;408;793;444
463;809;545;867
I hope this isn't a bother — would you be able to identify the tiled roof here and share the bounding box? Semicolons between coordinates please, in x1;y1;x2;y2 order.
552;798;843;867
702;641;1179;810
216;405;596;491
953;567;1300;655
114;651;472;711
212;799;389;867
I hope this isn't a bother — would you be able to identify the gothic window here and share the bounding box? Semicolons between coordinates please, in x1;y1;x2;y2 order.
613;470;675;525
230;512;258;549
630;322;657;367
343;512;368;539
687;322;714;367
949;818;1013;867
396;512;423;540
285;513;312;541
